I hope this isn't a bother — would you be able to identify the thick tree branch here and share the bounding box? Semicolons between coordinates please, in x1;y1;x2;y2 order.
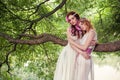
0;0;67;74
0;32;120;52
0;32;67;46
94;41;120;52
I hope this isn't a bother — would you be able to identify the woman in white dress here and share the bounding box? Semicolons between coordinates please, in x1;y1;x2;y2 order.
67;17;97;80
54;11;97;80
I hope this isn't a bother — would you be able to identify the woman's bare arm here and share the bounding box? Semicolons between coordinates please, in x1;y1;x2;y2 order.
67;29;95;51
66;27;90;59
66;27;74;40
70;44;91;59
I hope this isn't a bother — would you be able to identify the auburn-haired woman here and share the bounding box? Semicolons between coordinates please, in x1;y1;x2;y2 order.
54;11;97;80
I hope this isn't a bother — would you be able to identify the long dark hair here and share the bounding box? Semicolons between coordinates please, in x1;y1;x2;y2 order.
66;11;82;38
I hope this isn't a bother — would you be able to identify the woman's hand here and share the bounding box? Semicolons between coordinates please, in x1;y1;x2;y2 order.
81;52;91;59
70;42;91;60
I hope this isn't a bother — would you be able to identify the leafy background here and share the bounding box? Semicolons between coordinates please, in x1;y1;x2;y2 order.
0;0;120;80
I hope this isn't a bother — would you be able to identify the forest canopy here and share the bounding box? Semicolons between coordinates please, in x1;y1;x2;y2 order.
0;0;120;79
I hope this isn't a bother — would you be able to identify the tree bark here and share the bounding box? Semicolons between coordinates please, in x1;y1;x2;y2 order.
0;32;120;52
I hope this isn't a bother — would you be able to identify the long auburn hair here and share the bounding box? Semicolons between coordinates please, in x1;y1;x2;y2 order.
80;18;94;34
66;11;81;38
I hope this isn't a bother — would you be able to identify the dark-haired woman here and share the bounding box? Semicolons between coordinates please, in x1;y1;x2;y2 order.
54;11;97;80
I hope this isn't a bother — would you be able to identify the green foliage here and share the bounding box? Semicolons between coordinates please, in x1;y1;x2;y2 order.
0;0;120;79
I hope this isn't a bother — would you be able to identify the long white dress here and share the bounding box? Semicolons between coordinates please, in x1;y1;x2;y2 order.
54;30;97;80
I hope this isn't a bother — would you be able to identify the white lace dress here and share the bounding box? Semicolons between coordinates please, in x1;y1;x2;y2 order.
54;30;97;80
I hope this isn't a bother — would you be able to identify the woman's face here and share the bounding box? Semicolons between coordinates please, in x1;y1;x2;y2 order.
79;22;87;31
68;15;78;25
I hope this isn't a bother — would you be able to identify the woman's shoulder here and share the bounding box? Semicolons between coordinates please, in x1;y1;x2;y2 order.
89;29;97;34
89;29;95;32
87;29;97;38
89;29;97;39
